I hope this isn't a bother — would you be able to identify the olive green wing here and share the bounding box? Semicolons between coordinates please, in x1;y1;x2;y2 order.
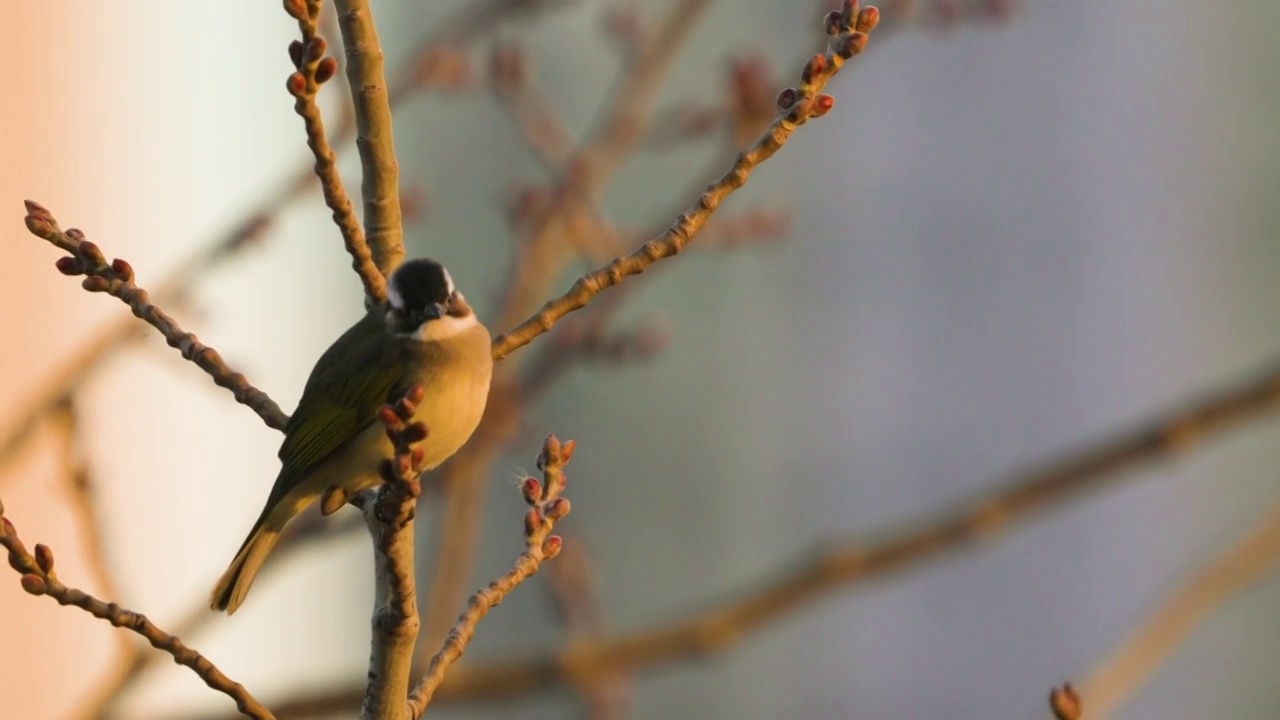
269;313;407;504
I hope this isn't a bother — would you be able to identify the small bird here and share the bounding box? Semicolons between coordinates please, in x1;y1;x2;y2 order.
210;258;493;614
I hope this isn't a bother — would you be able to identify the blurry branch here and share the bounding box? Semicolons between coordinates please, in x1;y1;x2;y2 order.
0;0;568;477
235;352;1280;713
490;4;880;360
543;539;633;720
286;0;388;306
0;502;274;720
490;43;576;171
51;401;124;615
333;0;405;278
360;388;430;720
407;435;575;717
22;201;289;432
1049;684;1082;720
1073;494;1280;720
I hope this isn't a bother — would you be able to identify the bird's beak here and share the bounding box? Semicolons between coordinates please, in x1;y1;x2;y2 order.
424;302;446;321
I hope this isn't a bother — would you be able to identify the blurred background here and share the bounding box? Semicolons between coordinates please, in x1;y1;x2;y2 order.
2;1;1279;719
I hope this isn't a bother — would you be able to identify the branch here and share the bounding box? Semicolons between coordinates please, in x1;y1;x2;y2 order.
22;201;288;431
490;42;575;170
236;351;1280;714
334;0;405;277
1072;494;1280;719
490;3;880;360
0;501;274;720
284;0;387;306
407;434;575;717
360;387;429;720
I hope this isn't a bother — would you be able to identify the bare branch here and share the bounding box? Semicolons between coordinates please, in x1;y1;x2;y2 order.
0;502;274;720
407;434;575;717
360;387;430;720
334;0;405;277
22;201;288;431
491;5;880;359
285;0;387;306
1073;495;1280;719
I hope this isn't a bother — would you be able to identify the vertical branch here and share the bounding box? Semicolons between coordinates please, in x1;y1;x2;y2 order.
361;387;431;720
335;0;405;277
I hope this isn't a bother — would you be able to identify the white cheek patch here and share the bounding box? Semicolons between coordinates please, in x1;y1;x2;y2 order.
442;268;455;297
387;280;404;310
411;312;478;342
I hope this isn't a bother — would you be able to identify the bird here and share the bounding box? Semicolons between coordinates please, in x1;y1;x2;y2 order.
210;258;493;614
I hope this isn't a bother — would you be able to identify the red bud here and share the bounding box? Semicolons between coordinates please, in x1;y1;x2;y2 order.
803;54;827;83
560;439;576;463
812;94;836;117
856;6;880;32
33;544;54;573
402;422;428;444
110;258;134;281
776;87;798;110
406;386;425;404
77;239;104;265
377;406;399;428
288;40;304;68
541;535;563;559
23;199;49;217
20;574;46;595
545;497;571;521
55;257;83;276
521;477;542;505
824;10;844;34
315;57;339;85
283;0;306;20
7;550;24;573
66;228;86;242
524;509;542;537
305;37;327;63
410;446;424;466
286;72;307;97
81;276;110;293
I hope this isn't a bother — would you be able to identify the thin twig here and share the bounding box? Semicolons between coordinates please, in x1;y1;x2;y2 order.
1073;494;1280;719
491;5;879;359
407;434;575;717
22;201;288;431
285;0;387;306
0;502;274;720
335;0;405;277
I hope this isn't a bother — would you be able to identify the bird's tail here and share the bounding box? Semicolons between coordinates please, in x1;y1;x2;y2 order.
209;521;280;615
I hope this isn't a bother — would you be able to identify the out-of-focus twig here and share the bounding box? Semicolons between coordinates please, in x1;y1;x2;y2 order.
490;42;576;171
51;400;123;613
407;434;574;717
334;0;405;278
0;502;275;720
22;201;289;431
1072;494;1280;720
285;0;387;306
